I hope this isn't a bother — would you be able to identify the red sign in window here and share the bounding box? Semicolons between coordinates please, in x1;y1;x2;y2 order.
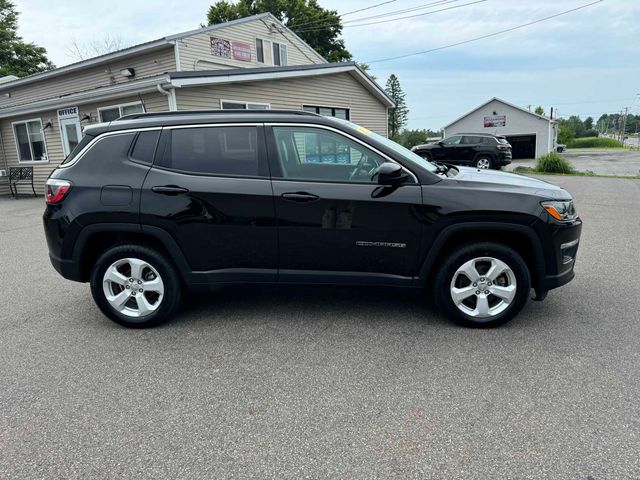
232;41;252;62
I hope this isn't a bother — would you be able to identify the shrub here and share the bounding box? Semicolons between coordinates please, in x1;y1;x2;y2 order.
566;137;622;148
535;153;574;174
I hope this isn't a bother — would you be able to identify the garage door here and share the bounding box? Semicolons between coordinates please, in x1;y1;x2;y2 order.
505;135;536;159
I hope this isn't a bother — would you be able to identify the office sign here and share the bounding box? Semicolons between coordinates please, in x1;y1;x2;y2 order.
232;41;252;62
484;115;506;127
57;106;79;119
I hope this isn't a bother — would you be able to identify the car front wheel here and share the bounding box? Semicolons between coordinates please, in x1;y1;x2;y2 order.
90;245;182;328
434;242;530;327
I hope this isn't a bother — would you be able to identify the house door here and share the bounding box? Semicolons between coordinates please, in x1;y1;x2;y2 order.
57;106;82;157
60;117;82;157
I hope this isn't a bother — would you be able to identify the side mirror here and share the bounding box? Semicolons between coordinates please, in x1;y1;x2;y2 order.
374;162;409;186
437;141;444;146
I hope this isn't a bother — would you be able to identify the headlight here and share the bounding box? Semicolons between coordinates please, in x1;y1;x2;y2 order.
541;200;577;222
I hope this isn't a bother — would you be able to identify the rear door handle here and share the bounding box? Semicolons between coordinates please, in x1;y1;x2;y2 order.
151;185;190;195
281;192;319;203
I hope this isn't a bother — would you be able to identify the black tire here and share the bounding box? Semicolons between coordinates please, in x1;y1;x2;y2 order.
434;242;530;328
90;245;182;328
475;156;493;169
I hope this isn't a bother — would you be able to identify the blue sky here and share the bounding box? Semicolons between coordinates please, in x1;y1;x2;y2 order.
13;0;640;129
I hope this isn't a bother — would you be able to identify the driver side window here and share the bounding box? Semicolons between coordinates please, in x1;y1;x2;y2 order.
272;126;385;183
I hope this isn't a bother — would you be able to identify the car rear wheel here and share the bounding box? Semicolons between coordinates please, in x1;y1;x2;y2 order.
434;242;530;328
475;157;492;169
90;245;182;328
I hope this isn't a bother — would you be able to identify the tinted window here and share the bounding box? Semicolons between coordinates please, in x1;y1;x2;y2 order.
61;134;94;165
130;131;160;164
461;136;482;144
273;126;386;183
158;126;262;177
441;136;462;145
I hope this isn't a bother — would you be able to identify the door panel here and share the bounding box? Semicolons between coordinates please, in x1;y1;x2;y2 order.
266;124;423;282
140;125;277;280
272;181;423;279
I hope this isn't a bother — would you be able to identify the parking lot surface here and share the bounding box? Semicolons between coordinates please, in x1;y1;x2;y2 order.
506;148;640;176
1;175;639;479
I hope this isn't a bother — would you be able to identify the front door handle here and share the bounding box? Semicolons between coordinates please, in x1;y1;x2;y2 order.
151;185;190;195
281;192;319;203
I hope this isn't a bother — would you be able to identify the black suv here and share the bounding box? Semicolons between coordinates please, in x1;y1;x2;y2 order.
411;133;512;169
44;111;581;328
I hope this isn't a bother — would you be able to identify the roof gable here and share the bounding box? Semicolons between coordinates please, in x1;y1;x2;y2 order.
444;97;555;130
0;13;325;91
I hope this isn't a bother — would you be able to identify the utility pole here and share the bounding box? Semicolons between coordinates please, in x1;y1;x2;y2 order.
621;107;629;146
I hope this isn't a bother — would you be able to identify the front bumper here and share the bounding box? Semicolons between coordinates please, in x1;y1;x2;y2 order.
533;217;582;300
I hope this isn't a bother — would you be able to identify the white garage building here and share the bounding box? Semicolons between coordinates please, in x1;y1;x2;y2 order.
443;97;558;159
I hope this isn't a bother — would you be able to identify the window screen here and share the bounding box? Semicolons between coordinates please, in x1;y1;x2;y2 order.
158;127;262;177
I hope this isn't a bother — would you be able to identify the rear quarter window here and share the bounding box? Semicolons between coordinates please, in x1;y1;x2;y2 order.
61;134;94;165
129;131;160;164
71;133;136;173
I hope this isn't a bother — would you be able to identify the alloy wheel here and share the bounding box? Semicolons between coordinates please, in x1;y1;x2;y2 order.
102;258;165;318
476;158;491;169
450;257;517;320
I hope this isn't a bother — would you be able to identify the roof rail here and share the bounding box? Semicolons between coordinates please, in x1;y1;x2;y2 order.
115;109;320;121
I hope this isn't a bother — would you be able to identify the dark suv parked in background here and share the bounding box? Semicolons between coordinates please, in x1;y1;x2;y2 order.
44;111;581;329
412;133;512;169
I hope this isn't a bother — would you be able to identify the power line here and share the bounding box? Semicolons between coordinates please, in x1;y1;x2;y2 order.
366;0;604;64
290;0;457;30
294;1;484;33
341;0;398;17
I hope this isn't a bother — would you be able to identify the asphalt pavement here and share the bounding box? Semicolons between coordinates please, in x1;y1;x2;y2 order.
1;176;639;479
506;149;640;176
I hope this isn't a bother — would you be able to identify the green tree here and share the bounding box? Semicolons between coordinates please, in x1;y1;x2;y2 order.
584;116;594;130
566;115;586;138
206;0;351;62
394;129;442;149
534;105;544;116
557;120;575;145
0;0;54;77
385;74;408;139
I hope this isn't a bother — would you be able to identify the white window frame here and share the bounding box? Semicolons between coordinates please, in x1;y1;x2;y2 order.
303;105;350;120
220;99;271;110
12;118;48;163
97;101;145;122
255;37;288;66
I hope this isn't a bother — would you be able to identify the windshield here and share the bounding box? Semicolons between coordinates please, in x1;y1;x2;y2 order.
334;119;439;173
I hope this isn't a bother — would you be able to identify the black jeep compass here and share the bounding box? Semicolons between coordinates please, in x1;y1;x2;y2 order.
43;111;581;328
412;133;512;169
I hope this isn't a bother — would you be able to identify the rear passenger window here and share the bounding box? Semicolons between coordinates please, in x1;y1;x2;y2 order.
157;126;263;177
130;131;160;164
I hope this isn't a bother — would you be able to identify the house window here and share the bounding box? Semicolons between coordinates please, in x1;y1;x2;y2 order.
221;100;271;110
303;105;350;120
13;119;47;162
98;102;144;122
255;38;287;66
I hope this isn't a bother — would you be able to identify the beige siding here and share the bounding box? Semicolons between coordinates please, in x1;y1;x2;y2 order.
0;48;175;110
178;18;324;71
0;92;169;196
175;72;388;136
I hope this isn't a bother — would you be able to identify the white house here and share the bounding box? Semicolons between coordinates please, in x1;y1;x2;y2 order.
444;97;558;159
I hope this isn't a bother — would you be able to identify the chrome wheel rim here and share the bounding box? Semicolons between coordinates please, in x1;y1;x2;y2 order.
476;158;490;169
450;257;517;320
102;258;165;318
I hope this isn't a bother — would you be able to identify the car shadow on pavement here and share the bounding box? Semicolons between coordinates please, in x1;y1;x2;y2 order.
174;284;453;329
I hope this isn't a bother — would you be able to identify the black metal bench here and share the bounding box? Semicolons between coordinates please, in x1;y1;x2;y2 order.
9;167;37;198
